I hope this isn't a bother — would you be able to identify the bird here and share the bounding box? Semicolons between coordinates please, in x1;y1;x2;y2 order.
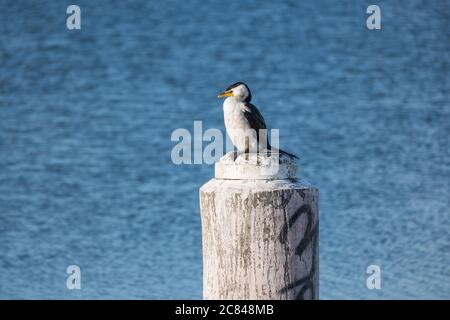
217;82;298;160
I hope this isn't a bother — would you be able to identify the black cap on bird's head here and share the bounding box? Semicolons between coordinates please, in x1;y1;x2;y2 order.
217;82;252;102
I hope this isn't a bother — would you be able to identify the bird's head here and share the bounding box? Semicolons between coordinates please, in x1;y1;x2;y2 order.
217;82;252;102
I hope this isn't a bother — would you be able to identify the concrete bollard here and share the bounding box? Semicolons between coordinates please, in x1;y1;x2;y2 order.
199;152;319;300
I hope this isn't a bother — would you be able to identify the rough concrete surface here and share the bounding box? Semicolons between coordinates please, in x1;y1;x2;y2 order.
200;152;319;300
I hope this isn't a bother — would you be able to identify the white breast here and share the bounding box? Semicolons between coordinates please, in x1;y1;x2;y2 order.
223;98;257;152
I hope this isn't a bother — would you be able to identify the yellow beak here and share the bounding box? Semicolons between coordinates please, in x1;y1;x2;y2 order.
217;91;234;98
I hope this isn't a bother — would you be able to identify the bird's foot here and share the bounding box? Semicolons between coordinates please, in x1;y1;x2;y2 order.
232;151;249;162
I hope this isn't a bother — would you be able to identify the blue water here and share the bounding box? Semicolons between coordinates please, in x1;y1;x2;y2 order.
0;0;449;299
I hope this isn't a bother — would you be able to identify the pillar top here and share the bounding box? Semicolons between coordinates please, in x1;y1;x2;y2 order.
214;152;298;180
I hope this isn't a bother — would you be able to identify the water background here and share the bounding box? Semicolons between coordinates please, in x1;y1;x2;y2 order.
0;0;449;299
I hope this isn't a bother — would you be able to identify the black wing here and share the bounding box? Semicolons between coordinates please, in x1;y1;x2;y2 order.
242;102;297;158
242;102;267;144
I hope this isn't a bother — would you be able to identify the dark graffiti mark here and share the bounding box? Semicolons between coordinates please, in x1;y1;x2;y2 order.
278;203;318;300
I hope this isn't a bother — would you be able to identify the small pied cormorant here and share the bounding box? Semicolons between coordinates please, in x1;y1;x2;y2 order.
217;82;297;159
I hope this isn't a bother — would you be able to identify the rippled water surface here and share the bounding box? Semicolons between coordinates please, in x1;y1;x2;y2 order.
0;0;449;299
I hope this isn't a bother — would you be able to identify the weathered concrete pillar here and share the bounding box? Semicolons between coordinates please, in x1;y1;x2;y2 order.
199;152;319;300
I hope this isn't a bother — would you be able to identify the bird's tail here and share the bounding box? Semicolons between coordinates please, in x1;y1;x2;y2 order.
278;148;299;159
267;145;298;159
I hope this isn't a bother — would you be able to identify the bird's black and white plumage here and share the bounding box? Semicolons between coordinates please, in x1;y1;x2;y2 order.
217;82;297;159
